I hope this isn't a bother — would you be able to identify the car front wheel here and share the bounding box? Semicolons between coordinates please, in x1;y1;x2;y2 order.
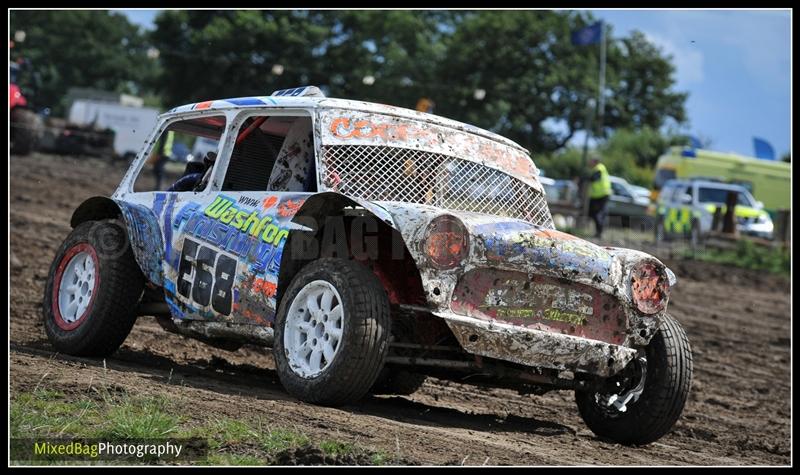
43;220;144;356
575;314;693;445
273;258;390;406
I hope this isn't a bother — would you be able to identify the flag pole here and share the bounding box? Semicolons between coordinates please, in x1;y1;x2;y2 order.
579;21;606;230
597;21;607;136
579;98;594;230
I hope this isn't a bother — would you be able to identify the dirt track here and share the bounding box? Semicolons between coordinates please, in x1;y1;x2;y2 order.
10;153;791;465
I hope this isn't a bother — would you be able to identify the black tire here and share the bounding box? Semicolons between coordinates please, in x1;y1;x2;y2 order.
273;258;390;406
43;220;145;356
371;368;428;396
11;108;43;155
575;314;693;445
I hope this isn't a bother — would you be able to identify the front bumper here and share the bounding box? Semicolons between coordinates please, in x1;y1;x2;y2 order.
436;311;639;377
740;221;774;240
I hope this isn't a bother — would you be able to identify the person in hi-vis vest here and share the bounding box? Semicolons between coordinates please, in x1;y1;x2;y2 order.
148;130;175;190
586;154;612;238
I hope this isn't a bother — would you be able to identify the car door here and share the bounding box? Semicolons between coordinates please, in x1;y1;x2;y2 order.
609;181;636;217
130;113;234;322
664;183;693;236
166;111;316;326
657;183;682;236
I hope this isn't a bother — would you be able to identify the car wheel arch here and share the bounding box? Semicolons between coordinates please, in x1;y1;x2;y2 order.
70;196;164;287
277;192;426;310
70;196;122;228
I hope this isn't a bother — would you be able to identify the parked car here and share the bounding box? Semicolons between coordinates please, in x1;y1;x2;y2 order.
608;176;651;225
553;179;579;204
629;184;652;202
655;178;774;242
539;176;559;204
43;86;692;445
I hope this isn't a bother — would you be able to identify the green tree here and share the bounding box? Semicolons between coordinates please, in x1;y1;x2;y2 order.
150;10;687;155
150;11;331;107
536;148;585;181
149;10;449;110
603;31;688;134
9;10;157;115
536;127;688;186
598;127;687;186
435;12;687;154
435;11;598;153
310;10;451;108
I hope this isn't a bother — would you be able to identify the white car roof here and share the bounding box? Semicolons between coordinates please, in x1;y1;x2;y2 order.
163;95;528;155
667;179;746;191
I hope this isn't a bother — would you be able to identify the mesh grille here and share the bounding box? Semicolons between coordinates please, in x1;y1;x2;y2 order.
321;145;554;228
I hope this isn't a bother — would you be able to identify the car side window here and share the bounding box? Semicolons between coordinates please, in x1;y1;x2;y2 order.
611;182;630;198
682;186;694;204
221;115;316;192
660;184;676;203
737;192;753;207
133;115;226;192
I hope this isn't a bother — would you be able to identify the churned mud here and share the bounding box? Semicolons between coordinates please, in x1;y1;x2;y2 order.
10;153;790;465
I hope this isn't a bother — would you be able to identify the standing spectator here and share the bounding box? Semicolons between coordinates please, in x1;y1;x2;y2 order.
586;154;612;238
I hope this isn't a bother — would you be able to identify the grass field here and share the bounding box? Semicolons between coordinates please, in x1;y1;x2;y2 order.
11;384;396;465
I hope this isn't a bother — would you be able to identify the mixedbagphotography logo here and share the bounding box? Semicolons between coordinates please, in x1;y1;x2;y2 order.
10;438;209;463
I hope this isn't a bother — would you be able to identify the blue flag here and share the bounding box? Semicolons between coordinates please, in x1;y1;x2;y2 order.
572;21;603;46
753;137;775;160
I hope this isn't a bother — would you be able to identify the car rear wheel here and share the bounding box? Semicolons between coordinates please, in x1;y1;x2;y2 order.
273;258;390;406
575;314;693;445
43;220;144;356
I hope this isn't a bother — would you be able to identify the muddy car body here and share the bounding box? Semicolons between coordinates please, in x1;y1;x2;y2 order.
44;86;692;445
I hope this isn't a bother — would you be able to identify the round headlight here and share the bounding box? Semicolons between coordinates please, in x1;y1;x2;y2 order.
422;215;469;269
630;262;669;314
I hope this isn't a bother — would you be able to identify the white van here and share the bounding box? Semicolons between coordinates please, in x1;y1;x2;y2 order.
68;100;160;159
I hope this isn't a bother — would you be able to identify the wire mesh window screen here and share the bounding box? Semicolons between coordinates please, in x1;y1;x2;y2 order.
321;144;553;228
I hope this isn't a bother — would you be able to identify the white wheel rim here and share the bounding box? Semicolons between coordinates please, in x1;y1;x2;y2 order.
284;280;345;378
57;251;97;323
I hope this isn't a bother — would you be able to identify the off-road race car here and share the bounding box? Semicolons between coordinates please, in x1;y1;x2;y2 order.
43;86;692;445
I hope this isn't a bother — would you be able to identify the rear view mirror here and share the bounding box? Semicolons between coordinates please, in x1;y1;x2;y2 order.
680;193;692;204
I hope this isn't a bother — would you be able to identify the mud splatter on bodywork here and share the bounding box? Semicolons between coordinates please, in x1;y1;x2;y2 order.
318;109;545;196
451;269;628;345
157;192;308;325
364;202;669;375
111;99;674;379
116;200;166;286
445;316;638;376
267;119;314;192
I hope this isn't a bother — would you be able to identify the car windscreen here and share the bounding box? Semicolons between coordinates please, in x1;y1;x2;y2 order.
697;187;752;206
610;181;631;198
654;168;676;190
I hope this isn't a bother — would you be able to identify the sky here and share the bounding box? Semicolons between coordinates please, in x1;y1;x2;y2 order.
119;9;791;158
